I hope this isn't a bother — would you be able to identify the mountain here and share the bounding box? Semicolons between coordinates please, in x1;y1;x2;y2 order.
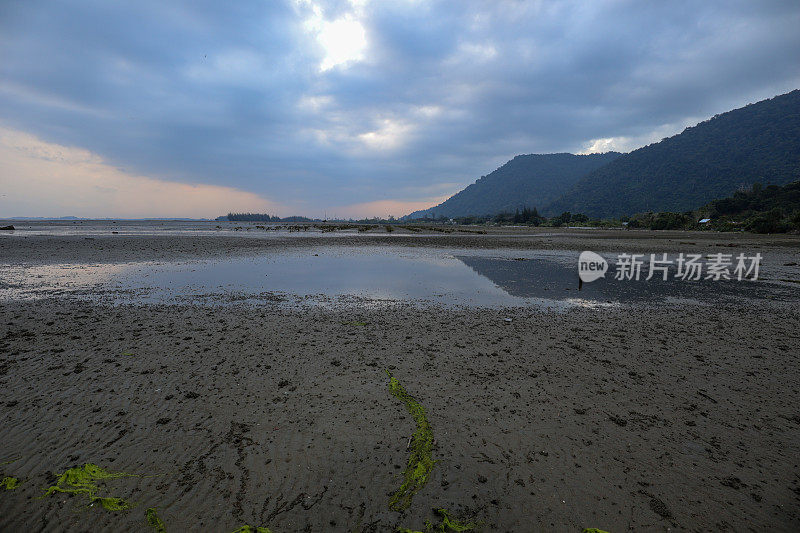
404;152;621;219
546;90;800;218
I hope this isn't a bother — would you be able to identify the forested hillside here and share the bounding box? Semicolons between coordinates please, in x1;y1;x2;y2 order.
546;90;800;217
405;152;620;219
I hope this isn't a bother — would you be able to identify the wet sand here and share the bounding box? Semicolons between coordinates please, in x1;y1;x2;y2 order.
1;227;799;532
0;225;800;265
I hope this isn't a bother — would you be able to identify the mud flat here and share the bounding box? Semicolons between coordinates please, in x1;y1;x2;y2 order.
1;226;799;531
2;222;800;266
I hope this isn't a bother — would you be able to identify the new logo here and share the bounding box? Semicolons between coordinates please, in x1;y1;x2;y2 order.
578;251;608;283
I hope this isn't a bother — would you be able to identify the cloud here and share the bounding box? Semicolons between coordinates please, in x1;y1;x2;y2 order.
357;117;414;150
296;0;368;71
578;115;704;154
0;126;284;218
0;0;799;217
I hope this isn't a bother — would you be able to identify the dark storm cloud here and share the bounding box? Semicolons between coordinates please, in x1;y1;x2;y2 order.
1;0;799;215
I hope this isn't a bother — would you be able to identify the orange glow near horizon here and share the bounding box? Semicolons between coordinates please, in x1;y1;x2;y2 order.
0;126;286;219
0;125;451;220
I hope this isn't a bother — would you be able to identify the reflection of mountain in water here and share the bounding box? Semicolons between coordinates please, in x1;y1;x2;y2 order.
455;256;592;300
456;256;602;300
454;256;786;304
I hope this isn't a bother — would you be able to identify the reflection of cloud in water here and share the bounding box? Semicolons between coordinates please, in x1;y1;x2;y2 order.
1;249;788;308
0;263;135;298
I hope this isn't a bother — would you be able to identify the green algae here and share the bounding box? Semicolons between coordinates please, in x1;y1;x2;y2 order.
44;463;137;511
1;476;21;490
582;529;611;533
1;459;23;491
386;370;436;512
398;508;479;533
230;526;273;533
95;496;134;511
146;507;167;532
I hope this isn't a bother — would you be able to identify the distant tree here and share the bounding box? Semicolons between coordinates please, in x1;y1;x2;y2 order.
792;210;800;230
702;179;800;232
550;211;572;226
226;212;280;222
746;207;786;233
650;212;689;230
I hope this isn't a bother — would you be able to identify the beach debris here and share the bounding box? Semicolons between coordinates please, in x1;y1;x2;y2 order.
720;476;744;490
503;318;512;323
1;476;21;490
146;507;167;532
44;463;138;511
607;413;628;427
386;370;436;511
647;495;672;519
398;508;479;532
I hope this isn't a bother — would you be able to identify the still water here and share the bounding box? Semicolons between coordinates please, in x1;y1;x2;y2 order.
0;246;786;308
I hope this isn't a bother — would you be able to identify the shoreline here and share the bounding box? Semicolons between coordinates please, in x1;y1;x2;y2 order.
2;227;800;264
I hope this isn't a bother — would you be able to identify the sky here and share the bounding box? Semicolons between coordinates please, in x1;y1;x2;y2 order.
1;0;799;219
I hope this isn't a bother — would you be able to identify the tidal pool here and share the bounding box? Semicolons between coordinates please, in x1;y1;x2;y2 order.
0;247;788;308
